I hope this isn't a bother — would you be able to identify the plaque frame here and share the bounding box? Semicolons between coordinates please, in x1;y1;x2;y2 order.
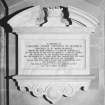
18;28;90;75
12;27;95;103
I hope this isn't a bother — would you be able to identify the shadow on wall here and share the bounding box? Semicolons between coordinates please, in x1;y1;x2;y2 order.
0;0;34;75
0;1;33;105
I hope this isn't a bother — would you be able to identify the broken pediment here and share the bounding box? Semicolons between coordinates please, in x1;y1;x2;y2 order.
8;6;99;29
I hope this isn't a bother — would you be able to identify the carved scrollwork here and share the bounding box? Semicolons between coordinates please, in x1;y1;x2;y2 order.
13;75;94;104
35;6;72;27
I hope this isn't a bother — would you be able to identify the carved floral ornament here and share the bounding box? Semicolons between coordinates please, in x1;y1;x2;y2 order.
35;6;72;27
8;5;97;104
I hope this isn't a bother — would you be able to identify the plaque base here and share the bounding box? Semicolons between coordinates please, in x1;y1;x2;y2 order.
13;75;95;104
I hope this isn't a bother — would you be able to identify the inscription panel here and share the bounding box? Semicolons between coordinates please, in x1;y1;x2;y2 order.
19;34;89;75
22;40;85;70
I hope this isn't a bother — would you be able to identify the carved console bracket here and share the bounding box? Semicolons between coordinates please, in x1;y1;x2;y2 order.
13;75;94;104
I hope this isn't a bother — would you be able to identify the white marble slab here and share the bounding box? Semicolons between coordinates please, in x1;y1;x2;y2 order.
18;32;90;75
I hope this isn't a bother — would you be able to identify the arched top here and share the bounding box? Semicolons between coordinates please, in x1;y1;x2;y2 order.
8;5;99;29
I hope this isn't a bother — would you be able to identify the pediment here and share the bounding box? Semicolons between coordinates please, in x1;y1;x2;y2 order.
8;6;99;29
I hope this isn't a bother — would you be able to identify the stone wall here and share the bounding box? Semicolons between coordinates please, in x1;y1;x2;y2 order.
0;0;105;105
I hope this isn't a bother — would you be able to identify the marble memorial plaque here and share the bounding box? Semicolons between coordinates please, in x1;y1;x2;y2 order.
19;34;89;75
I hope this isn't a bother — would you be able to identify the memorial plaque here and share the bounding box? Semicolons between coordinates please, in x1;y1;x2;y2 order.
19;34;89;75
